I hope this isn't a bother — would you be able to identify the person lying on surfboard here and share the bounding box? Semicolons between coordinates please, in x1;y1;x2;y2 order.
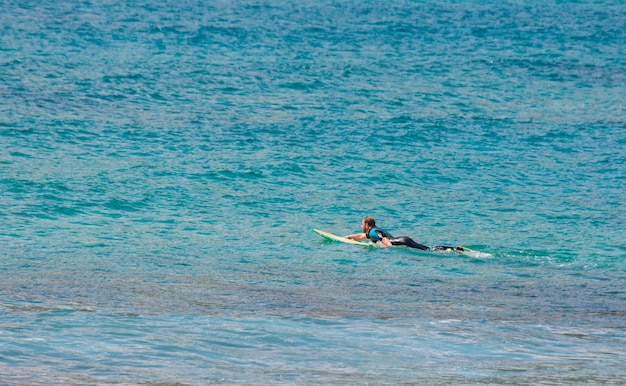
344;216;463;252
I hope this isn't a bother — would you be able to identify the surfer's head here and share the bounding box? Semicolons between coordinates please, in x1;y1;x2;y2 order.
362;216;376;232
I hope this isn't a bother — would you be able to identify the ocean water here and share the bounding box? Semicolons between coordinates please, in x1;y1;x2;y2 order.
1;0;625;384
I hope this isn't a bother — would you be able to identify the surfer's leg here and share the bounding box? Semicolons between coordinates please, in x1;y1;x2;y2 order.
390;237;429;251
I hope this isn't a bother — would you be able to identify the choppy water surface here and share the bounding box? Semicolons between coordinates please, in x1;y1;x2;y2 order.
1;0;625;384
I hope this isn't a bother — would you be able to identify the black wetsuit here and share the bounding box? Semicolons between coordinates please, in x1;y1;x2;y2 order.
367;228;429;250
367;227;461;252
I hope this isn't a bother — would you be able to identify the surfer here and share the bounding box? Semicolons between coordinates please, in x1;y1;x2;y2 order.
344;216;463;252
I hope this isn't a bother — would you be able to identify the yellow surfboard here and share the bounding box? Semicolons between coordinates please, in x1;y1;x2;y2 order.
312;228;374;247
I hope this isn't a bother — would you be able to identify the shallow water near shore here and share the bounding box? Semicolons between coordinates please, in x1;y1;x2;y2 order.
1;0;625;384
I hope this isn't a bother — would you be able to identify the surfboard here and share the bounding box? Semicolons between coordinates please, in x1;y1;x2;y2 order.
312;228;482;256
311;228;374;247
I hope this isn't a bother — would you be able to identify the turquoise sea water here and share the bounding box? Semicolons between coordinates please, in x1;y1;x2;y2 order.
1;0;625;384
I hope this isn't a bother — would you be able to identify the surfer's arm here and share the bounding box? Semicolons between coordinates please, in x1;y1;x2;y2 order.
344;232;367;240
